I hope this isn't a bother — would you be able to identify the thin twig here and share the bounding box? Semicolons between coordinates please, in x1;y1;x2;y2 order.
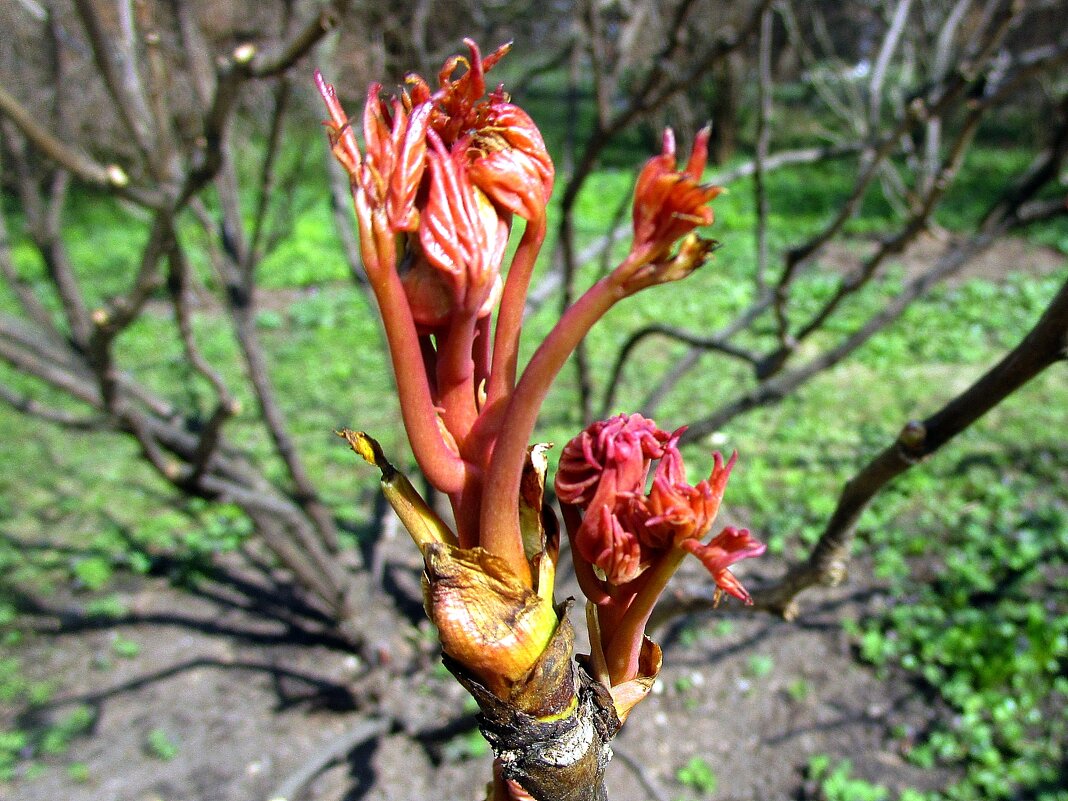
753;5;774;291
0;383;102;430
0;86;139;197
2;130;92;347
868;0;914;131
0;172;56;334
248;2;348;79
248;78;293;267
923;0;973;193
601;325;759;417
135;0;180;181
682;169;1066;444
71;0;155;169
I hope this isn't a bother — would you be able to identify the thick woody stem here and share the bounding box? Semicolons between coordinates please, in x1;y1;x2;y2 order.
445;615;619;801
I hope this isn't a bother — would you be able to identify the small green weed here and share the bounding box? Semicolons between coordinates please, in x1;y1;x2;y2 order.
787;678;811;702
72;556;114;591
0;656;100;782
39;706;96;757
110;636;141;659
0;730;29;781
85;594;129;619
1;113;1065;800
712;620;734;637
807;755;889;801
852;465;1068;800
442;728;490;762
67;761;91;783
746;654;775;679
676;755;718;795
145;727;179;761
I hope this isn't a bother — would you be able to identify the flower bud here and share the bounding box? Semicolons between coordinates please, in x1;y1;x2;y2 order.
467;99;554;220
628;127;722;270
576;505;643;585
555;414;669;507
641;443;736;549
420;134;510;315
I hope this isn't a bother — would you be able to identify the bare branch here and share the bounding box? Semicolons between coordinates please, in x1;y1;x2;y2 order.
637;293;777;418
71;0;156;168
0;319;100;408
681;86;1067;441
172;0;215;109
613;745;671;801
134;0;180;179
868;0;914;130
682;227;999;442
600;324;759;417
165;243;233;405
923;0;973;193
248;78;293;267
753;5;774;291
0;175;56;334
754;273;1068;618
269;717;393;801
0;382;102;430
773;98;987;366
0;85;132;193
2;132;92;347
247;3;347;79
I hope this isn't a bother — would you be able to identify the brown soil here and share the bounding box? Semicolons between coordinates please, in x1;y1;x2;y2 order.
816;232;1065;285
3;544;956;801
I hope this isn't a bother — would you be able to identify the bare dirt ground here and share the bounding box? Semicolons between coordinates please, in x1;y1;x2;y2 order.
817;231;1065;285
3;544;957;801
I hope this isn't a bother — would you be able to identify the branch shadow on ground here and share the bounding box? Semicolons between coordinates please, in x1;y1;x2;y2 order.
16;655;358;728
340;736;381;801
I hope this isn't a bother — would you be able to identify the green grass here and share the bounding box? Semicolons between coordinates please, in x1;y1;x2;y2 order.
848;459;1067;800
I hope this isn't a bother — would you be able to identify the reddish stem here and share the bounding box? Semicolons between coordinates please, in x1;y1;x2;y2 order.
486;215;547;410
473;312;492;404
370;253;466;495
603;547;685;684
561;503;611;604
480;264;635;584
418;333;440;401
450;465;484;548
436;307;480;442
